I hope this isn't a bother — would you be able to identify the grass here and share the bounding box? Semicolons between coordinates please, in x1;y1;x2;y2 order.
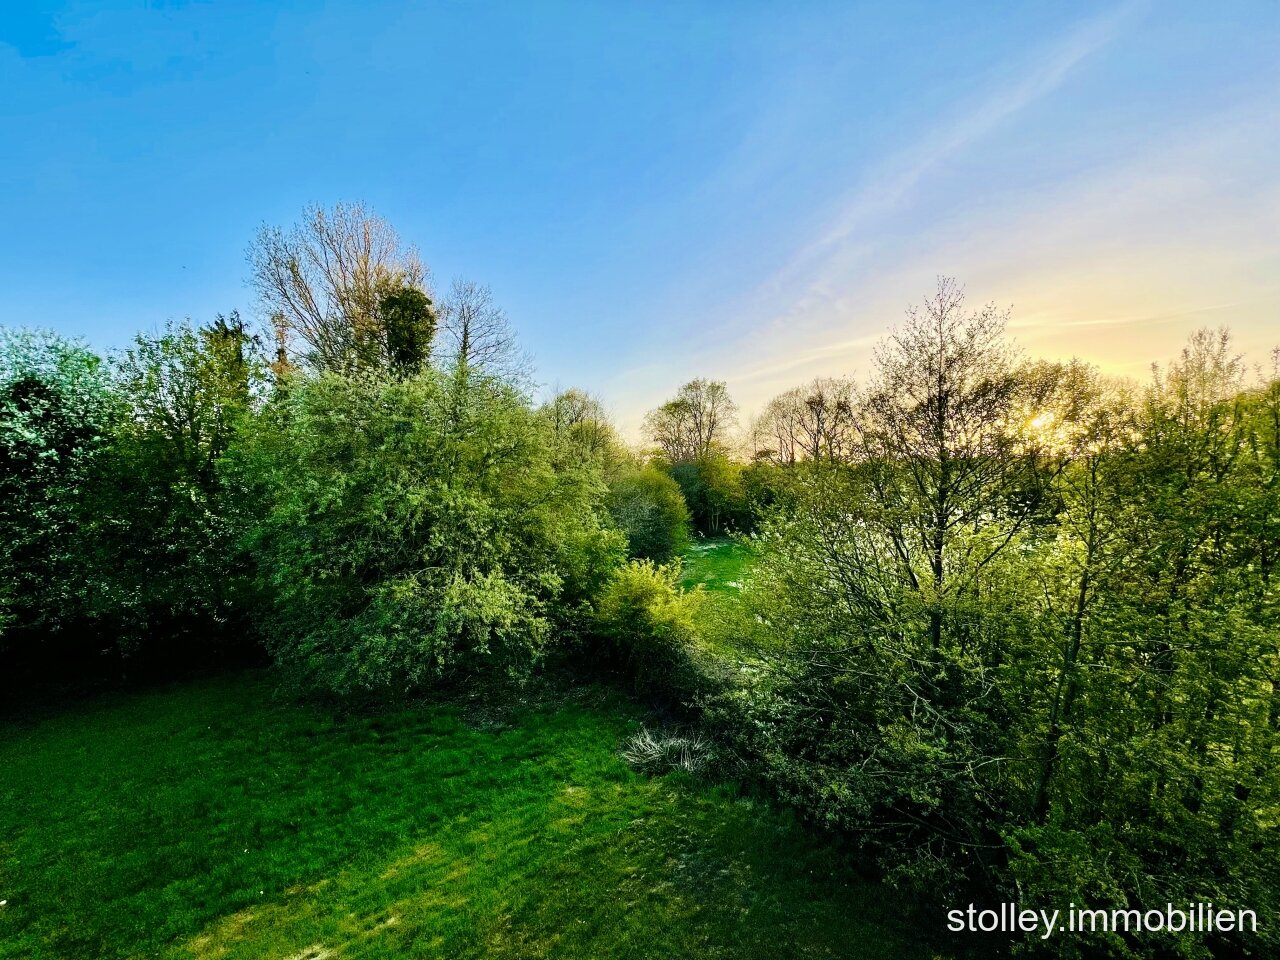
0;670;941;960
679;536;767;659
679;536;753;595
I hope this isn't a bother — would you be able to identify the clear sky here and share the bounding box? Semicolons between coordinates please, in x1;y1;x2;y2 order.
2;1;1278;434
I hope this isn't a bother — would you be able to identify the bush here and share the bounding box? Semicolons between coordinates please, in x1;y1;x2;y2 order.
228;368;623;695
81;318;263;659
594;559;703;696
606;466;691;562
0;329;114;658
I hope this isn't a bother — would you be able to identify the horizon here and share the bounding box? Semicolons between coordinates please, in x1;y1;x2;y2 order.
3;1;1278;436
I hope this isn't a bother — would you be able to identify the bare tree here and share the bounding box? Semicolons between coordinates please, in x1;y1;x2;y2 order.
642;379;737;463
752;376;856;463
751;392;803;464
437;279;527;381
247;202;431;373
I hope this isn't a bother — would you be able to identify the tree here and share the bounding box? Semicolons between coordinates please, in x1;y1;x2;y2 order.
606;466;691;563
379;285;436;376
437;279;526;381
541;388;615;460
720;308;1280;955
998;332;1280;956
670;450;746;535
111;315;258;486
751;377;855;463
0;330;113;651
84;317;266;654
643;379;737;464
247;202;435;374
718;279;1064;891
228;367;622;695
853;278;1055;650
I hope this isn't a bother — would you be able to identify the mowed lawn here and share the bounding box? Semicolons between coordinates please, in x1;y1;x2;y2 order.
0;671;940;960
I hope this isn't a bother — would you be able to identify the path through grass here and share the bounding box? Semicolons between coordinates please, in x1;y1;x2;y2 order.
0;671;939;959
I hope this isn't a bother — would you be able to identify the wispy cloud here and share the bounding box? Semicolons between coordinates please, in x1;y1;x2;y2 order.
605;0;1279;439
764;1;1142;297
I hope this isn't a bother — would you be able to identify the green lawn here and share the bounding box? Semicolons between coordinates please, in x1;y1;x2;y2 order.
0;671;941;960
680;537;766;659
679;536;753;595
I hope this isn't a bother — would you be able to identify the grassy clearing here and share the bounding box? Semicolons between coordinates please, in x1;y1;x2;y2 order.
0;671;940;960
679;537;753;595
680;537;765;659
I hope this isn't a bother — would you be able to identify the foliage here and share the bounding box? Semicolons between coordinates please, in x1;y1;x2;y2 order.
606;465;691;562
248;202;434;374
643;378;736;464
715;290;1280;957
541;387;616;461
594;559;704;695
378;284;436;375
0;329;114;650
750;376;856;463
667;451;755;535
81;317;266;654
229;369;622;694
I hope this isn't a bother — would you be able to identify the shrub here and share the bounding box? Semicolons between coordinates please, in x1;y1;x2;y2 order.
229;368;623;695
606;467;691;562
594;559;702;696
0;329;114;656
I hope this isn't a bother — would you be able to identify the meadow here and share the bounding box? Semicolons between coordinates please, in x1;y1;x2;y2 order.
679;537;753;596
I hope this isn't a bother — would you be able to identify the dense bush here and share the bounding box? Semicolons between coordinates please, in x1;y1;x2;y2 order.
707;297;1280;957
668;452;752;535
229;368;623;694
0;321;269;669
0;329;114;658
82;318;263;657
594;559;703;696
606;466;691;562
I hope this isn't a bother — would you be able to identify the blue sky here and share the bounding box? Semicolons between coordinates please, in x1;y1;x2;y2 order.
2;1;1278;432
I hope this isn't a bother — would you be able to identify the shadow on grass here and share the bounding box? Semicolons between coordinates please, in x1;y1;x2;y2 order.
0;670;943;960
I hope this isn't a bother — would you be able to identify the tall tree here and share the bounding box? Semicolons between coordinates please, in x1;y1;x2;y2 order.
643;378;737;464
0;330;113;647
85;317;266;653
112;315;257;486
437;279;525;381
725;279;1064;890
247;202;434;373
853;277;1054;650
752;377;855;463
542;388;615;460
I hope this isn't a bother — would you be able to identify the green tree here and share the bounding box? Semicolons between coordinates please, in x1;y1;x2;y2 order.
716;280;1065;891
83;316;265;655
0;329;113;653
377;285;436;376
607;466;691;563
229;368;623;695
643;379;736;464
